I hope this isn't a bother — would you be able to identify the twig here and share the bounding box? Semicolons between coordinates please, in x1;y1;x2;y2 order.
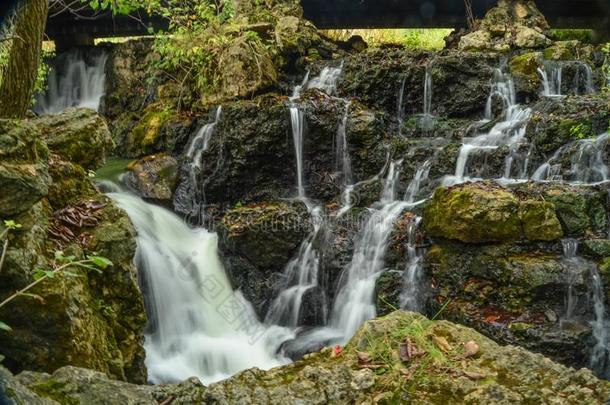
0;229;8;274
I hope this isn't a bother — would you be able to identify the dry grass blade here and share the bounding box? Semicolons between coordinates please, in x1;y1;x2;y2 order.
399;337;424;362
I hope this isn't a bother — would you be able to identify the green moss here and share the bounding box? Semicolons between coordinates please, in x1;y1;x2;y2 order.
509;52;541;81
28;380;79;405
518;200;563;241
126;108;175;157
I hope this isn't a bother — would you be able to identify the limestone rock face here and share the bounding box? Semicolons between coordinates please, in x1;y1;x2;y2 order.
0;120;50;217
457;0;552;51
7;312;609;404
33;108;114;170
0;118;146;383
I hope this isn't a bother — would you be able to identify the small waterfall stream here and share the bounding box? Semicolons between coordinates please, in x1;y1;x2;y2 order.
173;107;223;224
445;68;532;185
35;49;108;115
265;64;344;327
109;192;292;385
538;63;563;97
330;160;410;341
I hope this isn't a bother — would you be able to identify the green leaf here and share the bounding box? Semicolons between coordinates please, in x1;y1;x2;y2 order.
33;268;47;281
88;256;113;270
0;321;12;332
3;220;21;230
45;270;55;279
54;250;65;261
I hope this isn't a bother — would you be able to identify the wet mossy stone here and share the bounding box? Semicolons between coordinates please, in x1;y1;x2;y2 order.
375;270;402;316
424;182;521;243
518;200;563;241
125;153;178;202
125;107;175;157
582;239;610;259
543;188;590;236
0;119;50;217
33;108;114;171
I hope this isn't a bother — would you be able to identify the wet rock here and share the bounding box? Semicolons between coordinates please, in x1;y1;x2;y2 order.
219;201;311;272
274;16;320;58
527;94;610;154
46;156;98;210
509;51;543;97
518;200;563;241
179;94;384;209
339;50;497;120
424;182;521;243
375;270;402;316
123;105;194;158
124;153;178;202
582;239;610;259
425;241;594;370
33;108;114;170
0;119;50;217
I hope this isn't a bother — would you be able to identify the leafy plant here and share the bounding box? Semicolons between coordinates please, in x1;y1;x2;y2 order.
569;123;591;140
0;250;113;332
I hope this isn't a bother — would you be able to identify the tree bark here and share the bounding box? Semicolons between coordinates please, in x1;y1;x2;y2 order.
0;0;48;119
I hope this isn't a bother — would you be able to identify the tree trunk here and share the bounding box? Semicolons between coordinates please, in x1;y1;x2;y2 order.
0;0;48;119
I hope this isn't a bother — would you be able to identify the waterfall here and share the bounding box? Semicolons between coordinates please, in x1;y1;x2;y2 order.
421;62;434;130
575;62;595;95
265;64;345;327
445;69;531;185
400;215;424;312
335;101;353;187
35;49;108;115
305;63;344;96
173;107;223;224
404;159;432;203
538;63;563;97
590;264;610;379
109;191;292;385
532;132;610;184
265;204;325;327
562;239;581;321
290;106;307;198
330;160;409;341
397;75;407;137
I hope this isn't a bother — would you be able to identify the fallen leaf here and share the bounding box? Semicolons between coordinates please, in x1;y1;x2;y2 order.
399;337;423;362
357;351;371;364
463;341;480;358
463;371;486;380
432;335;452;353
331;345;343;358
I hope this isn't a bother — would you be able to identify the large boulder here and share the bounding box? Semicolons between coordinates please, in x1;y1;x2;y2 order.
0;120;50;217
33;108;114;170
424;182;523;243
6;312;609;404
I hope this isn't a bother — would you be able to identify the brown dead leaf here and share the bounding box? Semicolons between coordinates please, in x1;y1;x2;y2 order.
399;337;423;362
432;335;452;353
357;351;371;364
463;371;486;380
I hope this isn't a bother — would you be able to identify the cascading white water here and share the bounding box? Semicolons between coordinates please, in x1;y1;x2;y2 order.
590;264;610;379
532;132;610;184
109;192;292;385
400;215;424;312
35;49;108;115
266;64;346;327
444;69;531;185
305;63;344;96
404;159;432;203
538;63;563;97
174;107;223;224
561;238;581;321
421;62;434;130
330;160;409;341
265;204;324;327
575;61;595;95
397;75;407;137
335;101;353;187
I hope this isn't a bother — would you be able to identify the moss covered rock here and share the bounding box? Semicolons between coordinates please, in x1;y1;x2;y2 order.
0;119;50;217
7;312;608;404
518;200;563;241
33;108;114;170
424;182;521;243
